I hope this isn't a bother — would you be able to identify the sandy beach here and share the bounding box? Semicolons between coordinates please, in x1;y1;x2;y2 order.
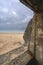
0;33;24;55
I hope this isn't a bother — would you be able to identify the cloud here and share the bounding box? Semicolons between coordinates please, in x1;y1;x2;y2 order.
12;11;18;17
6;22;11;24
22;15;33;23
0;0;34;32
0;7;8;12
2;8;8;13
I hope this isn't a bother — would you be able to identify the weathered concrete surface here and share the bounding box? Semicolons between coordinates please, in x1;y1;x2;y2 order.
20;0;43;65
8;51;32;65
23;13;43;65
20;0;43;13
0;43;32;65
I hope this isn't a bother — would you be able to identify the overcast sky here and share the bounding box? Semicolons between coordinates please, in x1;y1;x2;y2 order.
0;0;33;32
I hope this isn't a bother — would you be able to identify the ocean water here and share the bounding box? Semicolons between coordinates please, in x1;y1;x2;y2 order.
0;30;24;33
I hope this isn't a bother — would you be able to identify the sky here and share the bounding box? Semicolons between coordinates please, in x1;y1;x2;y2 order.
0;0;33;32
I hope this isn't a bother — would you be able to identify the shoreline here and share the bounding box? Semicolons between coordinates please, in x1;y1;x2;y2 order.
0;31;24;34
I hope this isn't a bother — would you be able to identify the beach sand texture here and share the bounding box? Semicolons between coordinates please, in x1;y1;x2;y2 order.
0;33;24;55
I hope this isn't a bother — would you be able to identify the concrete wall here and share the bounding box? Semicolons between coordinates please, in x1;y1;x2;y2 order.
23;13;43;64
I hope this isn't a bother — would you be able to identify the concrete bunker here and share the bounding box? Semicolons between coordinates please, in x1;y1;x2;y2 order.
20;0;43;65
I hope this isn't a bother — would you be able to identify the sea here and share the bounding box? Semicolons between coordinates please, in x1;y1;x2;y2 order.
0;30;24;33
